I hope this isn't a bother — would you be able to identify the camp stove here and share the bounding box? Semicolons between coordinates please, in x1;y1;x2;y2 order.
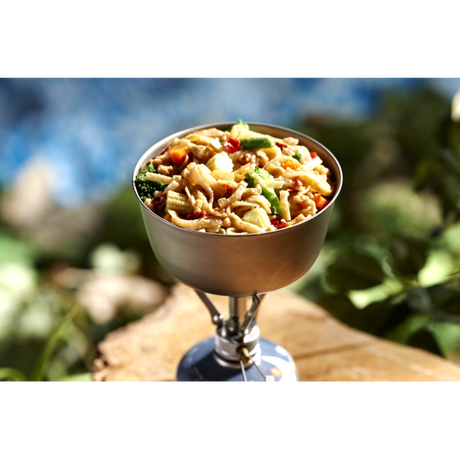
133;122;342;382
177;292;298;381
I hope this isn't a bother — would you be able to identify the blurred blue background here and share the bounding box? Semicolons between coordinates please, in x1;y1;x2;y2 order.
1;78;459;207
1;78;460;381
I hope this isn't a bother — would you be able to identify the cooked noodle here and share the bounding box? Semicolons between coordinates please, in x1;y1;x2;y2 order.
135;121;335;233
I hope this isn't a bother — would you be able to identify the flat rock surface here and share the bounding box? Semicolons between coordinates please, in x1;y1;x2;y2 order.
92;284;460;381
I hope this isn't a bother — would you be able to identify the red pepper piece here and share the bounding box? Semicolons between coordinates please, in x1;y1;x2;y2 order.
159;145;171;156
276;142;288;149
221;183;236;198
310;151;318;158
186;211;206;220
270;218;288;229
223;138;241;153
293;178;302;187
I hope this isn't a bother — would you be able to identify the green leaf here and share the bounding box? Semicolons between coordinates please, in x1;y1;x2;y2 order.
388;236;429;276
376;301;414;336
404;287;433;313
30;305;80;381
0;231;39;265
325;249;386;292
384;312;431;344
382;88;447;172
317;294;360;324
318;295;412;337
351;300;413;336
414;149;460;224
408;328;444;357
413;157;447;192
427;279;460;323
447;123;460;162
0;367;26;381
438;117;460;159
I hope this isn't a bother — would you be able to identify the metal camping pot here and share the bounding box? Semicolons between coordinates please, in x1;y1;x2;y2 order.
133;122;343;298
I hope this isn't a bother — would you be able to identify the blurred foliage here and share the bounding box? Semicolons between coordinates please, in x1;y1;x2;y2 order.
0;184;171;381
1;85;460;381
292;87;460;360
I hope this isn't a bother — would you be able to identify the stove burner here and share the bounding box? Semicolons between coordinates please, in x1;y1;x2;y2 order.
176;292;298;382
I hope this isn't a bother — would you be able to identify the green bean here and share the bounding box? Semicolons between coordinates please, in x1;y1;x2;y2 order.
261;186;282;217
240;137;274;150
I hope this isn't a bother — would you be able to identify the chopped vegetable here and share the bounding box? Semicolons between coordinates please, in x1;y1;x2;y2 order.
270;217;288;229
256;178;284;189
293;178;302;187
242;207;271;228
165;191;192;214
187;211;206;220
145;193;167;213
261;188;282;216
245;167;282;216
206;152;234;173
135;164;167;201
170;146;187;164
223;137;241;153
245;167;272;187
282;161;300;170
159;145;171;156
236;119;249;130
293;153;302;162
137;120;335;234
212;170;234;181
240;137;274;150
137;164;155;181
221;183;236;198
314;193;330;211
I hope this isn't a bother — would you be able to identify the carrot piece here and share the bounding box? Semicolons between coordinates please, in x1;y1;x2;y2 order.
212;170;234;181
283;161;300;170
314;193;330;211
310;152;318;158
170;146;187;164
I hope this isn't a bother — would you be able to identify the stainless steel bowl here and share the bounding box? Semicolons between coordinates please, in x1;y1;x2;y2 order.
133;122;343;297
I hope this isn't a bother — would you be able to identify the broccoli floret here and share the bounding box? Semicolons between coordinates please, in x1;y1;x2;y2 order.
137;164;155;181
135;164;167;201
236;119;249;130
245;167;273;188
